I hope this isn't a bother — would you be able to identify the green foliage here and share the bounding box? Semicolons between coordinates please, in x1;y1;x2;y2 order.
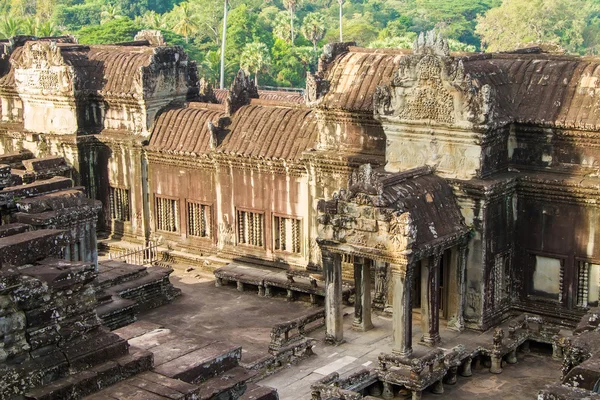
240;42;272;85
0;0;597;88
76;16;141;44
475;0;594;53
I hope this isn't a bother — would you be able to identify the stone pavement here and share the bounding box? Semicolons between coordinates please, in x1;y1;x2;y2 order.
133;267;563;399
261;310;563;400
134;267;317;365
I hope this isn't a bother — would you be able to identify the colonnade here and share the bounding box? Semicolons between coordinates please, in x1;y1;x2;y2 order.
322;244;468;355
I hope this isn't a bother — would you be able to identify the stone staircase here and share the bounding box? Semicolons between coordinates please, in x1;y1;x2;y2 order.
83;321;281;400
95;260;181;330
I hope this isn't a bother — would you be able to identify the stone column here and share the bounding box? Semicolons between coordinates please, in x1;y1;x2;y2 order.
373;260;388;310
421;254;441;346
323;249;344;345
353;257;373;331
455;244;468;331
391;263;413;357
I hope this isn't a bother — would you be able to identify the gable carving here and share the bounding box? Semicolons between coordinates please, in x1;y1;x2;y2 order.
374;32;496;129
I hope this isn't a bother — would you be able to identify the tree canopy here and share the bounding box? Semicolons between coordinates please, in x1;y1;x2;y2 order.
0;0;598;88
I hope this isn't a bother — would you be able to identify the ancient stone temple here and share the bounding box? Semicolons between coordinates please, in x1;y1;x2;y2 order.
2;29;600;398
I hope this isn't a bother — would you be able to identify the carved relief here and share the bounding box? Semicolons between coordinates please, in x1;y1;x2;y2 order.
217;222;235;249
374;30;496;129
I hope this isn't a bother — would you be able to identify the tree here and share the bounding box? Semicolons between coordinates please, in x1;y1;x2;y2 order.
76;17;141;44
101;5;123;25
272;11;294;44
282;0;302;46
475;0;591;53
300;12;326;51
140;11;168;29
0;16;20;39
240;42;272;86
171;2;199;43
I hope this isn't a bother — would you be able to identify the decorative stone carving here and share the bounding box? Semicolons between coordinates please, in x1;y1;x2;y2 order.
374;30;496;129
225;69;259;115
413;30;450;57
134;30;167;46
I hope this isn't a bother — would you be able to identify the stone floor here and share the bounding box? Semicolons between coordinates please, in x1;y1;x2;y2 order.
136;267;317;365
134;266;563;400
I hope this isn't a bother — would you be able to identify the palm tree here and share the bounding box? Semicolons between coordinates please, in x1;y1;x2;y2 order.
272;11;294;44
101;5;122;24
23;17;38;36
0;16;21;39
141;11;167;29
37;20;60;37
240;42;272;86
338;0;344;42
282;0;302;46
301;12;327;52
172;2;199;44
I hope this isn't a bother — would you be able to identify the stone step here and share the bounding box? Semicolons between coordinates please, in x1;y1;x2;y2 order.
96;262;149;290
83;371;200;400
153;342;242;384
196;366;257;400
62;329;130;372
97;295;138;330
24;347;153;400
241;383;279;400
106;267;181;312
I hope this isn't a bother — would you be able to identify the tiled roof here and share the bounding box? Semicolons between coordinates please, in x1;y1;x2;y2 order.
148;102;318;161
463;53;600;129
319;48;409;112
148;104;226;155
218;103;317;161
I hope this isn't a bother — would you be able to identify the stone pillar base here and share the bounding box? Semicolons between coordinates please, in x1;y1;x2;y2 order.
431;379;444;394
506;349;517;364
490;355;503;374
324;334;345;346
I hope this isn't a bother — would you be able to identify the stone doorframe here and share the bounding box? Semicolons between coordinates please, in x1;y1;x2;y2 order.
319;237;469;356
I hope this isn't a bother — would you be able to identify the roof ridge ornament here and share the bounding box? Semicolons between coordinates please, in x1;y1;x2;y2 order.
413;30;450;57
225;69;258;115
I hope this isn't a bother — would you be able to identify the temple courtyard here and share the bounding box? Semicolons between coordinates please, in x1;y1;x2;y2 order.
125;265;563;400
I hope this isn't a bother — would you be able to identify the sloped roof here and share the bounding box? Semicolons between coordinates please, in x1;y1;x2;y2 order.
381;171;467;247
148;101;318;161
463;53;600;130
218;103;317;161
319;48;409;112
213;88;305;105
0;42;185;97
148;104;226;155
319;45;600;130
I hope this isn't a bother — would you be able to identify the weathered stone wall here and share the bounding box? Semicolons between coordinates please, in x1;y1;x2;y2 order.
147;154;316;268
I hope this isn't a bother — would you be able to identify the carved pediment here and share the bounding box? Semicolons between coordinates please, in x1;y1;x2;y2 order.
374;31;496;129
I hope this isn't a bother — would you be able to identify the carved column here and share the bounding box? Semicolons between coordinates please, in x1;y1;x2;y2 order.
421;254;441;346
373;260;388;310
391;262;413;357
323;249;344;345
353;257;373;331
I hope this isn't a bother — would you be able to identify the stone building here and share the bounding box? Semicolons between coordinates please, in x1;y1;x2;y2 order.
1;30;600;360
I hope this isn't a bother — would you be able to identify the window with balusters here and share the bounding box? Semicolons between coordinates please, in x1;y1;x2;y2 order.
577;261;600;308
237;209;264;247
187;201;211;238
155;196;179;232
109;187;130;222
273;215;301;254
